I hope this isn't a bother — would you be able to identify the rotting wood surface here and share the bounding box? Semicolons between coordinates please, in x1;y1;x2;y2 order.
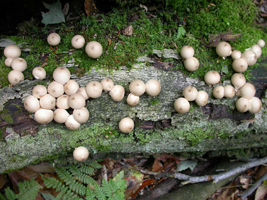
0;51;267;173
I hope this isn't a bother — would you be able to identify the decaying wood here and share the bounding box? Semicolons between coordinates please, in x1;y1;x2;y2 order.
0;50;266;174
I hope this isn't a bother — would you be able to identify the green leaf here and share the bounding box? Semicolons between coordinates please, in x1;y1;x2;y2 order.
41;192;56;200
41;0;65;25
4;187;16;200
113;170;124;182
176;25;186;40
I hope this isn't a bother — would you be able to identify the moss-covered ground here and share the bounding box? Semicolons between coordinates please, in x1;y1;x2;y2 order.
0;0;266;87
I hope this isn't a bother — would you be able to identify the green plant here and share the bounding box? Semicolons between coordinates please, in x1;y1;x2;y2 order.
0;178;42;200
0;162;127;200
43;163;126;200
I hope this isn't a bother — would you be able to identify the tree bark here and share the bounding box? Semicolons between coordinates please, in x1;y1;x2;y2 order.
0;53;267;174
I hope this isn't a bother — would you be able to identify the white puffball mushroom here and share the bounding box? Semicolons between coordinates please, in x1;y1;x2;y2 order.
257;39;265;48
86;81;103;98
32;85;47;99
251;44;262;58
4;44;21;58
73;146;89;162
236;97;250;113
109;85;125;102
8;70;24;85
56;95;70;109
77;87;89;100
65;115;81;130
183;57;199;72
231;73;246;90
39;94;56;110
5;57;14;67
145;79;161;96
101;78;114;92
34;109;54;124
129;80;146;96
71;35;85;49
53;108;70;124
68;93;86;109
47;81;64;98
242;49;257;66
85;41;103;59
32;67;46;80
24;95;40;113
53;67;71;85
11;57;27;72
195;91;209;107
237;83;256;99
183;86;198;101
180;45;194;59
249;97;262;114
127;93;140;106
174;97;190;113
232;58;248;73
224;85;235;98
231;50;242;60
204;71;221;85
119;117;134;133
64;80;79;95
73;107;89;124
47;33;61;46
212;86;224;99
216;42;232;58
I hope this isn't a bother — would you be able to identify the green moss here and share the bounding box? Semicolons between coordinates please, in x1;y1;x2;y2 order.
0;109;14;124
0;0;265;87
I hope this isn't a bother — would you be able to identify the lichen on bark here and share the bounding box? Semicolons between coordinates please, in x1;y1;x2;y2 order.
0;57;266;173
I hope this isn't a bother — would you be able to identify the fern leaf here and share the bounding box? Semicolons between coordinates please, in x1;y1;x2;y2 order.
55;186;68;200
4;187;16;200
55;167;72;182
79;165;95;175
94;183;106;200
16;179;42;200
0;193;7;200
85;187;95;200
176;25;186;40
102;178;112;197
87;161;103;169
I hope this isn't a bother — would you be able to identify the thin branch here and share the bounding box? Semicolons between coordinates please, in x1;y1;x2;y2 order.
141;156;267;184
239;172;267;200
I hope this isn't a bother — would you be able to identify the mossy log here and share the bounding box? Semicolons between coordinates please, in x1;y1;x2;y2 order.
0;56;267;173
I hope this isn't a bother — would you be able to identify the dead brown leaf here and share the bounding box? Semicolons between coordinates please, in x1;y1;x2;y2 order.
255;183;267;200
84;0;97;16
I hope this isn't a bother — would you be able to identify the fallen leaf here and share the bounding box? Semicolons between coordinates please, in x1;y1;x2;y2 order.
240;175;250;189
84;0;97;16
255;183;267;200
0;174;6;190
41;0;65;25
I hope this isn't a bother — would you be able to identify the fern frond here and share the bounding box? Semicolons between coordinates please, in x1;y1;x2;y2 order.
4;187;16;200
85;187;96;200
79;165;95;175
87;161;103;169
55;167;72;182
94;183;106;200
102;179;112;197
0;193;7;200
16;179;42;200
43;176;64;191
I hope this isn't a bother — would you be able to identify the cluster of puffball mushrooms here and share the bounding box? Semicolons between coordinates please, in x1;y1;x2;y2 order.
175;39;264;115
2;32;265;162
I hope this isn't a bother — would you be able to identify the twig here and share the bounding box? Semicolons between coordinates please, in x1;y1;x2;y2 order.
141;156;267;184
239;172;267;200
